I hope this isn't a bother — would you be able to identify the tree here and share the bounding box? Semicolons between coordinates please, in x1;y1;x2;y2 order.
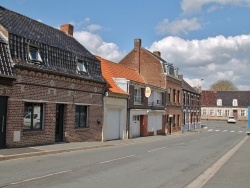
210;80;238;91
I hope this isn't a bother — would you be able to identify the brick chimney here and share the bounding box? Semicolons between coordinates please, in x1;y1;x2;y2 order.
134;38;141;48
60;24;74;36
178;74;183;79
153;51;161;57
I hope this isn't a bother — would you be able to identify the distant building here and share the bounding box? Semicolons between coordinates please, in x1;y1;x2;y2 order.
201;91;250;121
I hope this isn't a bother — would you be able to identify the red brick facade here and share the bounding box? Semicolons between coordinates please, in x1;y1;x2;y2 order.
3;67;104;147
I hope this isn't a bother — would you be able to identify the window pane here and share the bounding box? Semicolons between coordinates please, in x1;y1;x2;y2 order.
33;103;42;129
23;103;43;130
75;105;80;127
24;103;33;130
29;49;37;60
75;105;87;128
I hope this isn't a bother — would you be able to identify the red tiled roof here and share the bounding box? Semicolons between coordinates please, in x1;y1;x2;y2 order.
96;56;145;94
201;90;217;106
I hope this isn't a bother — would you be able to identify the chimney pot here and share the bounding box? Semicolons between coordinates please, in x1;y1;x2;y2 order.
60;24;74;36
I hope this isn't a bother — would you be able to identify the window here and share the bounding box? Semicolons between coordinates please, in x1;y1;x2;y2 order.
173;89;176;102
29;46;43;63
75;105;88;128
191;94;194;105
168;88;171;102
134;88;142;103
177;90;180;103
187;93;190;106
232;99;238;106
217;109;223;116
209;109;215;116
240;110;246;117
23;102;43;130
225;109;230;117
217;99;222;106
133;115;140;121
77;59;87;74
202;109;207;116
183;92;186;105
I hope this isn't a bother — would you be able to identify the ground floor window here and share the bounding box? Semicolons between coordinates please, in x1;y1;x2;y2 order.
217;109;223;117
23;102;43;130
75;105;88;128
209;109;215;116
202;109;207;116
132;115;140;121
240;110;246;117
224;109;230;117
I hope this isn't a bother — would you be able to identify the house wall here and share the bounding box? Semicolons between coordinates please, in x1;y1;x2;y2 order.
102;96;127;141
201;107;248;121
5;67;105;147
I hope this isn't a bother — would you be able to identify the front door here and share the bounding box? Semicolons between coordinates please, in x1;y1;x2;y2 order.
0;96;8;148
55;104;64;142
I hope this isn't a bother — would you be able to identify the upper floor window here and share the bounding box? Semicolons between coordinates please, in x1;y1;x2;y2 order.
232;99;238;106
134;88;142;103
77;59;87;74
173;89;176;102
168;88;171;102
23;102;43;130
29;46;42;64
217;99;222;106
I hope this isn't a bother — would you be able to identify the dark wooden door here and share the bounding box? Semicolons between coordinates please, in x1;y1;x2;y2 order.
55;104;64;142
0;96;7;148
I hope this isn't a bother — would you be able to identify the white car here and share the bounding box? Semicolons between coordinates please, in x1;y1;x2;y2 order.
227;116;236;123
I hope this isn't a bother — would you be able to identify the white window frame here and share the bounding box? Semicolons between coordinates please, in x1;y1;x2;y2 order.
232;99;238;106
202;109;207;116
217;109;223;116
217;99;222;106
209;109;215;116
29;46;43;63
77;59;87;73
240;110;246;117
225;109;230;117
134;88;142;104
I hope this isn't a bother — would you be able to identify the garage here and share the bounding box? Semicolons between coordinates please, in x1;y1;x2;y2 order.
148;114;162;135
106;108;121;140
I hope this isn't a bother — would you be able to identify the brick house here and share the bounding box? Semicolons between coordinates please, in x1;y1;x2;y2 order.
98;56;166;139
0;6;106;148
180;75;201;131
201;90;250;121
119;39;182;134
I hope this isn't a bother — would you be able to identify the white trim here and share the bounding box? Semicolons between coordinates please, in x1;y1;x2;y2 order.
22;99;49;103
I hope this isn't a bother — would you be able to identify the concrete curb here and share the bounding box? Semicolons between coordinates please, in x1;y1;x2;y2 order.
0;144;113;161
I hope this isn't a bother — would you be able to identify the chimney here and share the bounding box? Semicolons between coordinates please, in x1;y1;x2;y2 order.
60;24;74;36
134;38;141;48
178;74;183;79
153;51;161;57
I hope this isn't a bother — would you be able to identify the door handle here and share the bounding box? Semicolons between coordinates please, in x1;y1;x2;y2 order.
2;116;4;133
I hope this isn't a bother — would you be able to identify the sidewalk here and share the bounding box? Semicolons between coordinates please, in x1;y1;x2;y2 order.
0;134;181;161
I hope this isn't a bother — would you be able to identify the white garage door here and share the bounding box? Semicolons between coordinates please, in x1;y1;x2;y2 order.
106;108;120;140
148;114;162;134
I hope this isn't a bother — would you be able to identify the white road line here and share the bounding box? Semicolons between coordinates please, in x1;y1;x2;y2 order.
208;129;213;132
230;130;235;133
9;170;71;186
204;127;208;129
215;130;220;132
147;147;166;153
186;136;249;188
100;155;135;164
223;130;228;132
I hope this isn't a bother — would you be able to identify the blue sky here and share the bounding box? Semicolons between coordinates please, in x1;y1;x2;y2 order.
1;0;250;90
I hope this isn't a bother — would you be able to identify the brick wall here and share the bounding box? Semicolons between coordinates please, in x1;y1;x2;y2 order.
5;67;105;147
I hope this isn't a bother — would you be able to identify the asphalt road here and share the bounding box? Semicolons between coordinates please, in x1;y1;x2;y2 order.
0;120;249;188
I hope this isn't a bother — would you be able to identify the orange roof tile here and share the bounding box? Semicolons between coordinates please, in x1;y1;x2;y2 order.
96;56;145;95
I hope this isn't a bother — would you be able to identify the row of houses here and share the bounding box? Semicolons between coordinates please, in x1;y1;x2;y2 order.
3;6;248;148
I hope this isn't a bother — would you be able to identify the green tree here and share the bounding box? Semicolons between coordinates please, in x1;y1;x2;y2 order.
210;80;238;91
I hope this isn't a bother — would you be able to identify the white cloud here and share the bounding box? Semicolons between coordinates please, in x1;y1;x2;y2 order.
86;24;102;32
74;31;125;62
156;18;201;35
148;34;250;90
181;0;250;14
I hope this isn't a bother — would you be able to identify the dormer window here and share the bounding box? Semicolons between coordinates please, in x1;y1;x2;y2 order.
217;99;222;106
77;59;87;74
232;99;238;106
29;46;42;64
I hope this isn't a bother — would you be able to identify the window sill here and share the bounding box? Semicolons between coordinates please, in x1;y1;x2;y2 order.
75;126;90;130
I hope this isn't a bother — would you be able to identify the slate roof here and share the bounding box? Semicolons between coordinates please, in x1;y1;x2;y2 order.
182;79;200;94
0;6;104;82
97;56;145;95
0;34;14;77
201;90;250;107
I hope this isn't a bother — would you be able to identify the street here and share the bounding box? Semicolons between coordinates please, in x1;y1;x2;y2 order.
0;120;249;188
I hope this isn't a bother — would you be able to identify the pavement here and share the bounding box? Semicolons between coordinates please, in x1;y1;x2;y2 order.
0;133;188;161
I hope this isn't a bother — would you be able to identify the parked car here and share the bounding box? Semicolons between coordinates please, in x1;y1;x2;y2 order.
227;116;236;123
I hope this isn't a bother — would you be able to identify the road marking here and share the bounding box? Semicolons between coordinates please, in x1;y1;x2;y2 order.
238;131;243;133
223;130;228;132
147;147;166;152
230;130;235;133
208;129;213;132
186;136;249;188
215;130;220;132
100;155;135;164
8;170;71;186
204;127;208;129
